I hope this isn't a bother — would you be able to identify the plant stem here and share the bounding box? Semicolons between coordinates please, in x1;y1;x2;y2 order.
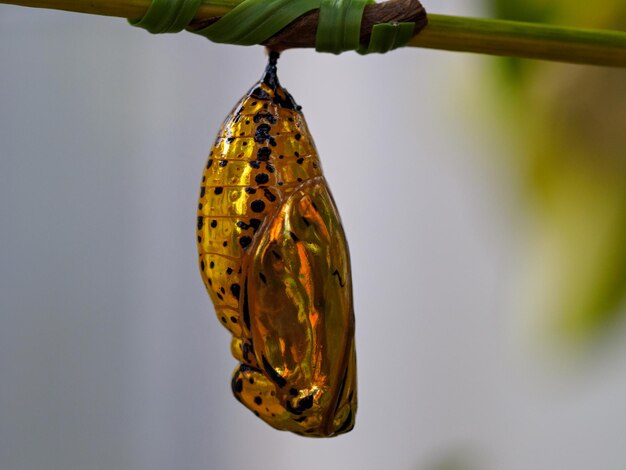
1;0;237;19
416;15;626;67
2;0;626;67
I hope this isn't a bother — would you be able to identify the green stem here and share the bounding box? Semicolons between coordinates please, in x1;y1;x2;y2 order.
2;0;626;67
415;14;626;67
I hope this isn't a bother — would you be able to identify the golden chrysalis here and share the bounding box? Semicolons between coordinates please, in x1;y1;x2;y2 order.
197;52;356;437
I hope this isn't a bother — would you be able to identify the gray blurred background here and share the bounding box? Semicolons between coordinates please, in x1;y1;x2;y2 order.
2;1;626;469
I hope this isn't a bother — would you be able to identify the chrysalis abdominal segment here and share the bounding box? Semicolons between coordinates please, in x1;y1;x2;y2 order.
197;52;357;437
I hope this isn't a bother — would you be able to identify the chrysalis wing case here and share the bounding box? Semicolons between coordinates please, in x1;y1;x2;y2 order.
197;52;357;437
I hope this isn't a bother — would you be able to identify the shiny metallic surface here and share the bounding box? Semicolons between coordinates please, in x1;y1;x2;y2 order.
196;55;356;437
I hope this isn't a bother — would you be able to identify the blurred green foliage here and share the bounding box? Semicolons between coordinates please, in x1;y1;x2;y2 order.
487;0;626;345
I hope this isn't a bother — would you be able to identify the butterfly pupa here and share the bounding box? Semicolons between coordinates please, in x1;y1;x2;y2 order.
197;52;356;437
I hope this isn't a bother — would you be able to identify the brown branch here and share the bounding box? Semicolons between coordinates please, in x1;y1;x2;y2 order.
187;0;428;51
